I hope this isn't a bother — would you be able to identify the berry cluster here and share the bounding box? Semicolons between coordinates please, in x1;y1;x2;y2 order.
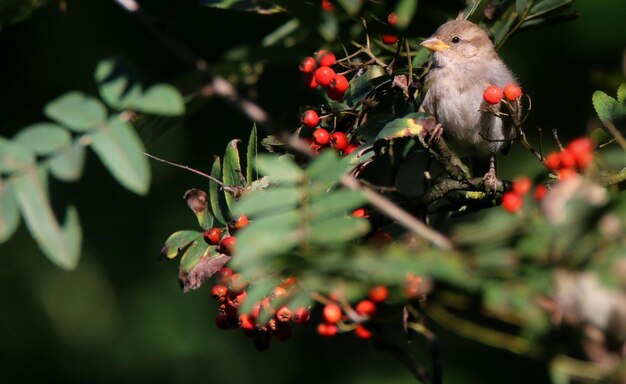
317;285;389;339
501;137;595;213
483;83;523;104
382;13;399;45
300;109;359;155
299;50;349;101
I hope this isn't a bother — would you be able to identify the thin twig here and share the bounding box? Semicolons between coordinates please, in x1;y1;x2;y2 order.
144;152;233;190
375;339;433;384
603;120;626;150
404;38;413;82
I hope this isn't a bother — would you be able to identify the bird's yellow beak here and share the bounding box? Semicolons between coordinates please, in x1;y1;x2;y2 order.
420;37;450;52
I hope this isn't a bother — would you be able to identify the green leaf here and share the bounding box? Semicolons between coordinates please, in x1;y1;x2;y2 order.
94;56;143;111
0;178;20;243
308;216;369;244
592;91;618;123
222;139;244;212
0;137;34;173
337;0;362;16
239;277;280;313
529;0;573;19
246;124;257;184
48;142;86;182
89;117;150;195
465;0;490;23
183;189;214;229
11;166;82;270
209;156;228;226
13;123;71;156
255;154;304;184
394;0;417;29
199;0;282;14
44;92;107;132
179;240;211;273
309;190;366;220
234;187;299;217
515;0;530;15
132;84;185;116
161;230;203;259
305;150;346;191
374;112;434;141
617;83;626;104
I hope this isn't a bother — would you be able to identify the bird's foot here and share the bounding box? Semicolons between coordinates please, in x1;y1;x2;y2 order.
482;168;499;195
426;123;444;144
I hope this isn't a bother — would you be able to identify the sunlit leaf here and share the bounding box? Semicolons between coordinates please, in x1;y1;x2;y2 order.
12;166;82;270
94;56;143;111
308;216;369;244
239;277;280;313
618;83;626;104
246;124;257;183
209;156;228;226
13;123;71;156
308;190;366;220
179;240;211;273
223;139;244;212
48;142;86;182
161;230;203;259
0;178;20;243
89;117;151;195
529;0;574;19
0;137;34;173
255;154;304;184
132;84;185;116
394;0;417;29
234;187;299;217
44;92;107;132
375;112;434;141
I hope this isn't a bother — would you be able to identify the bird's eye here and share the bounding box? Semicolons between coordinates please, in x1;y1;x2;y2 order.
451;36;460;44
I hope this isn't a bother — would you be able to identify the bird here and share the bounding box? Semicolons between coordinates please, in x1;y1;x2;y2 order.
419;18;517;191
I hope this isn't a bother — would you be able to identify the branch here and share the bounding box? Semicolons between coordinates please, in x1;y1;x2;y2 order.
375;339;433;384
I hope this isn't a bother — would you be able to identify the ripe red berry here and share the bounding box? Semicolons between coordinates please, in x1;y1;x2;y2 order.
211;285;228;302
317;323;338;337
239;313;256;331
559;149;576;168
567;137;594;169
301;109;320;128
387;12;398;26
329;74;349;93
272;323;293;342
575;151;593;169
545;152;561;170
558;167;577;180
314;66;336;87
276;306;292;322
293;307;311;325
483;85;504;105
270;286;288;302
323;303;343;324
368;285;388;302
503;83;522;101
356;300;377;317
511;176;532;196
217;267;233;284
354;324;373;339
299;56;317;73
313;128;331;146
382;34;399;45
228;214;249;234
534;184;547;201
203;227;222;245
330;131;349;151
327;87;346;101
352;208;368;218
280;276;297;289
228;273;247;294
317;50;336;67
227;290;247;308
251;301;262;319
321;0;334;12
502;192;523;213
305;73;318;89
218;236;236;255
344;143;359;155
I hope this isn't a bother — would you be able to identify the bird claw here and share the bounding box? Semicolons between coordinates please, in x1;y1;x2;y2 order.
482;169;499;195
426;123;444;144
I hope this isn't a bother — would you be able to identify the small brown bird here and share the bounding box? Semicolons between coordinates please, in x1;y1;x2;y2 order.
420;18;517;188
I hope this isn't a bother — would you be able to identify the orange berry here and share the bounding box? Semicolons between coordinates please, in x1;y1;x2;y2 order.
355;300;377;317
545;152;561;170
211;285;228;302
534;184;547;201
387;12;398;26
352;208;369;218
368;285;388;302
323;303;342;324
293;307;311;325
511;176;532;196
317;323;338;337
483;85;504;105
503;83;522;101
354;324;373;339
501;192;523;213
317;50;336;67
559;149;576;168
558;168;577;180
276;306;292;322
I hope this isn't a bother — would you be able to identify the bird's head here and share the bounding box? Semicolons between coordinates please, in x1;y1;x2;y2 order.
421;20;495;67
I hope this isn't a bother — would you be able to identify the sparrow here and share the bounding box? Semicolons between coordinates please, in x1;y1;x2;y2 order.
420;18;517;189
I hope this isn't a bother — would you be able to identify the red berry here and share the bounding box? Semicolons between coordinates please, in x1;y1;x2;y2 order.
218;236;236;255
239;313;256;331
211;285;228;302
387;12;398;26
545;152;561;170
321;0;334;12
354;324;373;339
511;176;532;196
344;143;359;155
352;208;368;218
313;128;331;146
558;167;577;180
227;290;247;308
234;214;249;230
567;137;594;169
305;73;318;89
299;56;317;73
317;323;338;337
534;184;547;201
301;110;320;128
276;306;292;322
327;87;346;101
503;83;522;101
501;192;523;213
575;151;593;169
483;85;504;105
280;276;297;289
329;74;349;93
293;307;311;325
317;50;336;67
251;301;262;318
330;131;349;151
559;149;576;168
217;267;233;284
314;66;336;87
382;34;399;45
368;285;388;302
323;303;343;324
272;323;293;342
203;227;222;245
228;273;247;293
356;300;377;317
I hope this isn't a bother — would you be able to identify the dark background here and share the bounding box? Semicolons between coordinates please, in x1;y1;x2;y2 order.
0;1;624;382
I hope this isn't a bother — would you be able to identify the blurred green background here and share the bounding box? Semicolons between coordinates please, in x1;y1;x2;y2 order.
1;1;624;382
